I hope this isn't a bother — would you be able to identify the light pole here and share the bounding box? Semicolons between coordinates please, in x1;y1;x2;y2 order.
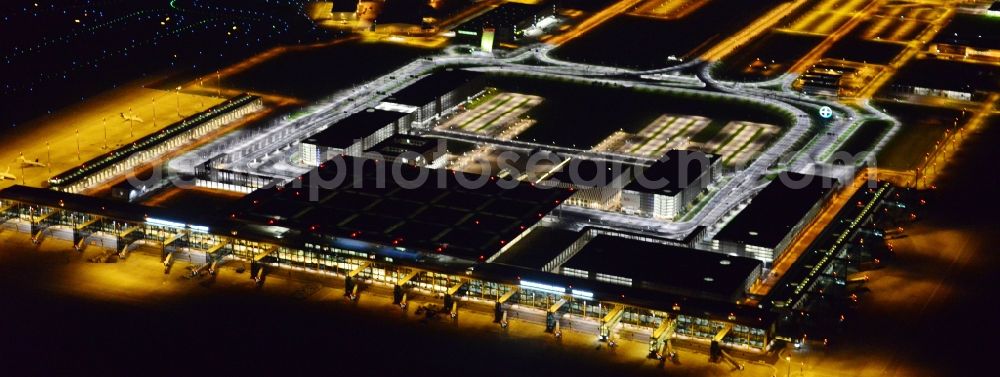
19;152;25;185
75;129;80;160
102;116;108;149
152;97;157;127
217;71;222;97
46;141;51;176
786;355;791;377
175;86;182;117
128;107;134;138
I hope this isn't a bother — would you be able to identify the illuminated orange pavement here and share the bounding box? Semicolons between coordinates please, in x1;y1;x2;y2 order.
628;0;710;20
908;93;999;188
701;0;811;61
0;80;223;190
547;0;645;46
853;6;955;99
788;0;883;74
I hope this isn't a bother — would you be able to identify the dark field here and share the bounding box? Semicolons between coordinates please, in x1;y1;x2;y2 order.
932;13;1000;50
487;75;789;149
833;119;890;160
830;114;1000;376
225;41;430;100
0;261;669;376
0;0;337;127
886;58;1000;94
715;31;824;81
873;101;967;170
823;38;905;65
552;0;783;69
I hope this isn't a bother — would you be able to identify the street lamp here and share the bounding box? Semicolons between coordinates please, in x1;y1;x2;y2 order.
128;107;134;138
786;355;791;377
46;141;51;176
152;98;157;127
75;129;80;160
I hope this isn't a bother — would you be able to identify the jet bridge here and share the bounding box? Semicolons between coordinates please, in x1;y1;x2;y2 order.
72;216;102;251
649;318;677;360
710;324;744;370
546;298;567;333
344;261;371;300
494;287;519;324
393;269;421;307
599;305;624;342
30;209;60;243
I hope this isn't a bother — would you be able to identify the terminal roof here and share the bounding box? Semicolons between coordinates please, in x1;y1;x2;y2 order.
303;109;402;149
384;70;482;107
715;172;833;248
562;235;762;299
624;150;717;196
364;134;441;158
490;226;581;269
233;156;573;261
932;13;1000;50
546;158;632;189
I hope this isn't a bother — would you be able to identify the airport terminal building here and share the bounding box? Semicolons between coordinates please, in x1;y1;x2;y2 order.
0;155;777;352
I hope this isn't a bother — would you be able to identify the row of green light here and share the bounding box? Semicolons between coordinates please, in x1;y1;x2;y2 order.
5;1;296;96
791;183;890;297
48;94;257;186
4;17;226;96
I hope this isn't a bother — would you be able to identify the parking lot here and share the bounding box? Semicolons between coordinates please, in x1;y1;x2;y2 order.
598;113;779;165
438;92;543;137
